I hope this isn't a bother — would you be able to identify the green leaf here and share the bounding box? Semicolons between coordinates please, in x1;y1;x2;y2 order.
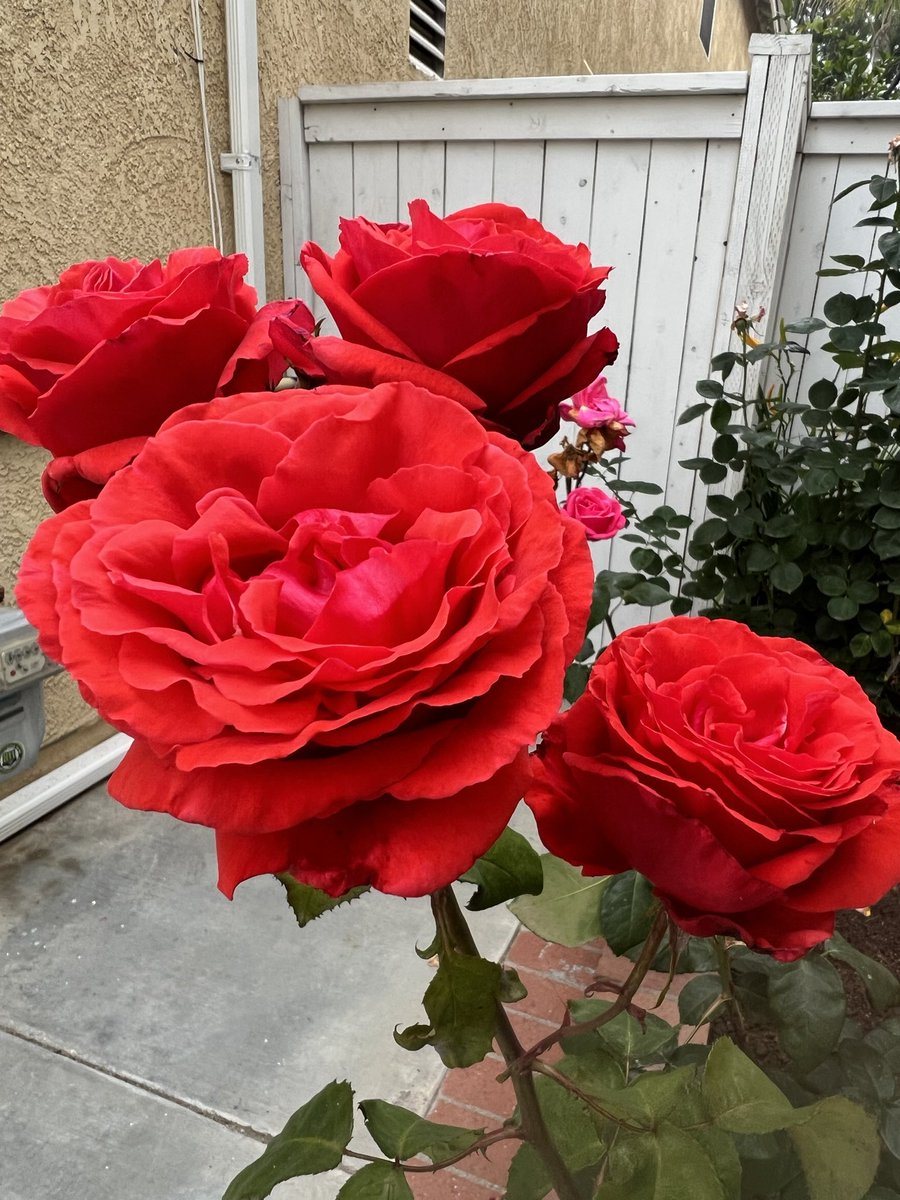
880;1101;900;1159
789;1096;880;1200
569;999;677;1067
423;949;502;1068
696;379;724;398
533;1074;605;1171
678;974;724;1026
393;1023;433;1052
223;1080;354;1200
505;1143;552;1200
771;561;804;594
828;595;860;621
359;1098;482;1162
703;1037;805;1134
768;956;846;1072
746;543;778;572
599;871;656;954
631;547;664;574
824;292;860;324
784;316;828;333
825;932;900;1012
510;853;608;947
700;462;729;485
461;827;543;911
335;1163;413;1200
694;518;729;545
564;661;591;704
276;875;369;929
809;379;838;409
625;580;672;606
499;966;528;1003
678;401;712;425
600;1121;739;1200
880;231;900;271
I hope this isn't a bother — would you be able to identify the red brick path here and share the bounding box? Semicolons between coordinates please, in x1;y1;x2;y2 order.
409;929;695;1199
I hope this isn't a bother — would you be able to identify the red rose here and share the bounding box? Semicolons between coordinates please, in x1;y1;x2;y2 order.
18;382;592;898
562;486;626;541
528;617;900;960
280;200;618;449
0;248;314;510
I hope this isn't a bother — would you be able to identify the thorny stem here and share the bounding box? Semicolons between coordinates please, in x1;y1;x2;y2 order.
713;936;748;1048
503;907;670;1071
431;887;584;1200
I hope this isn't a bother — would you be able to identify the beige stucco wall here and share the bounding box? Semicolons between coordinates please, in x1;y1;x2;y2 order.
1;0;235;743
446;0;754;78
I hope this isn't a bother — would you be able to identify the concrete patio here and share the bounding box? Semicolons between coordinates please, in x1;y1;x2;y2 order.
0;782;520;1199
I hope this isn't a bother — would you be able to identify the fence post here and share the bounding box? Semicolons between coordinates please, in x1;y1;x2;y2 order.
689;34;812;522
278;94;314;304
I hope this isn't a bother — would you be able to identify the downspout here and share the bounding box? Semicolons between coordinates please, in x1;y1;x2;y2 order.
221;0;267;302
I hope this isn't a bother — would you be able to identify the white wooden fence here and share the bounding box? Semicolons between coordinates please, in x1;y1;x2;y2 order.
278;35;900;626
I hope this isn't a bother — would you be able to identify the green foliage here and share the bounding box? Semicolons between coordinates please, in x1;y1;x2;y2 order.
460;827;543;911
598;871;657;955
223;1080;354;1199
774;1;900;101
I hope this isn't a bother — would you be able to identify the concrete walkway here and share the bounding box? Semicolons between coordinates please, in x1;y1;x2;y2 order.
0;783;521;1200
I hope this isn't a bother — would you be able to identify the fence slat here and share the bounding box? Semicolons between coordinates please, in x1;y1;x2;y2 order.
444;142;494;209
397;142;446;215
352;142;399;222
492;142;545;213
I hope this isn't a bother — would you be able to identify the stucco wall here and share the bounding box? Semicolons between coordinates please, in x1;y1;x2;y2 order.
1;0;235;743
445;0;753;78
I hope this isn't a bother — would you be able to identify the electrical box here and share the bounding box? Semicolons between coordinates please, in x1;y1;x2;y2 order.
0;609;59;782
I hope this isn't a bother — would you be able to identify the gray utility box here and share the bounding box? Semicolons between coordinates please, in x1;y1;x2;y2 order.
0;609;59;782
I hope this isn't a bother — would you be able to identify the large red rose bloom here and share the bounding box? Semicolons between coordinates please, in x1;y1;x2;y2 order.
0;248;313;510
281;200;618;450
18;383;592;897
528;617;900;960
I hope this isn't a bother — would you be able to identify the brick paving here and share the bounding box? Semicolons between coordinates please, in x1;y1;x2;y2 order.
410;928;698;1199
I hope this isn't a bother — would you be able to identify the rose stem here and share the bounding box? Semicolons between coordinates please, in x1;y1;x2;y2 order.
713;935;747;1047
431;886;584;1200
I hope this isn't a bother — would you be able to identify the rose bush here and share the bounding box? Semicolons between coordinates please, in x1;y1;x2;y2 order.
283;199;618;449
18;381;592;898
528;616;900;959
0;248;314;510
562;486;625;540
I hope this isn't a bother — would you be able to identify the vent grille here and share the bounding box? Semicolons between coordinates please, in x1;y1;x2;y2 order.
410;0;446;78
699;0;716;56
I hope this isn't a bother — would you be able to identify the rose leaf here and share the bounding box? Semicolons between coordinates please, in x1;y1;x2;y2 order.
358;1098;483;1162
767;956;846;1072
505;1143;552;1200
788;1095;880;1200
599;870;657;955
702;1037;806;1134
597;1121;736;1200
422;948;502;1068
460;827;543;911
509;853;608;947
335;1162;413;1199
223;1080;354;1199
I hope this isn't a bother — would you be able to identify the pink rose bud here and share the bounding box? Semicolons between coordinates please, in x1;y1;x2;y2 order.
562;486;626;541
558;376;635;451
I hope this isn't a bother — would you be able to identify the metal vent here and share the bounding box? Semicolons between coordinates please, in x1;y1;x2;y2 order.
409;0;446;78
699;0;716;56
